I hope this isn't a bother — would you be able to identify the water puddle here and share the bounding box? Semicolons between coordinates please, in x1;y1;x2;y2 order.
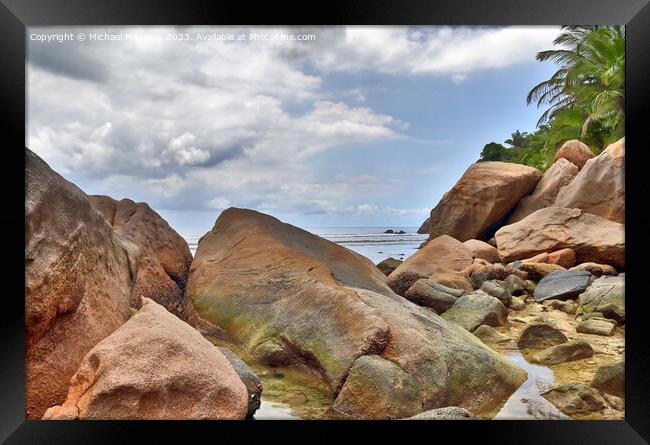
493;351;569;420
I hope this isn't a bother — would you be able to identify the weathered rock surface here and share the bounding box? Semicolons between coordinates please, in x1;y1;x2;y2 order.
548;248;577;269
442;291;509;332
591;360;624;397
577;319;616;336
89;195;194;319
43;299;249;420
331;355;422;419
474;325;511;344
542;383;606;415
502;274;527;296
578;275;625;323
546;299;577;315
427;162;541;241
405;406;475;420
462;259;511;289
387;235;473;296
555;138;624;224
376;257;403;276
520;262;566;281
218;347;263;418
188;208;526;418
417;217;430;234
463;239;500;263
404;279;466;314
517;322;568;350
532;340;593;365
480;280;512;306
496;207;624;269
507;158;578;224
553;139;594;170
570;262;617;277
533;270;594;302
25;148;133;419
509;297;526;311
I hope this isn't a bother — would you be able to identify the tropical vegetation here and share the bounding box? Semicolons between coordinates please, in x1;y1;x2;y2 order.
480;25;625;170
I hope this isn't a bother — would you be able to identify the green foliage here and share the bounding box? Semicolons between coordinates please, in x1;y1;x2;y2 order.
483;26;624;171
480;142;509;162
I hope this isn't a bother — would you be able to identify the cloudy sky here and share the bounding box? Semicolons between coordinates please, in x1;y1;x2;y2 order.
27;26;560;235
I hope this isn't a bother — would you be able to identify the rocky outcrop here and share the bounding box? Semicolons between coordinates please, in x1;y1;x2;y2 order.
519;262;566;281
187;208;526;418
387;235;473;296
479;280;512;306
376;257;403;276
441;291;509;332
532;340;593;365
417;217;430;234
517;322;568;350
578;275;625;323
89;195;194;319
25;148;133;419
591;360;624;397
553;139;594;170
404;279;466;313
570;262;617;277
507;158;578;224
555;138;624;223
547;248;576;268
495;207;624;269
427;162;542;241
463;239;500;263
43;299;249;420
542;383;606;415
533;270;593;302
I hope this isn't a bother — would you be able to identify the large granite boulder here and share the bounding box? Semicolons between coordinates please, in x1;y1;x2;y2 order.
553;139;594;170
507;158;578;224
578;275;625;323
495;207;624;269
441;291;509;332
43;299;249;420
591;360;624;398
187;208;527;418
25;148;133;419
89;195;194;319
404;279;466;313
463;239;500;263
427;162;542;241
555;138;624;223
534;270;593;302
387;235;473;296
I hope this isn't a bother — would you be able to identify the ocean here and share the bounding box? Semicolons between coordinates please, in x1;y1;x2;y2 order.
184;227;427;265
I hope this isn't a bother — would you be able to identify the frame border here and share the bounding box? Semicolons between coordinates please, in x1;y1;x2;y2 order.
2;1;649;443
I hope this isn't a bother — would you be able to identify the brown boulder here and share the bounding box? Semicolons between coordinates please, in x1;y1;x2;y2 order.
542;383;606;415
555;138;624;223
495;207;624;269
188;208;526;418
387;235;473;295
553;139;594;170
463;239;500;263
508;158;579;224
548;248;577;268
570;262;617;277
517;322;568;350
25;148;133;419
519;262;566;281
532;340;593;365
427;162;542;241
43;299;249;419
89;195;194;319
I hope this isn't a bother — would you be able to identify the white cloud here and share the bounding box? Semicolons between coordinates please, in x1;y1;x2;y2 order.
208;196;232;209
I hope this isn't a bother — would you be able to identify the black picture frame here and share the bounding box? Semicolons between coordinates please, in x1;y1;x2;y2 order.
1;0;649;443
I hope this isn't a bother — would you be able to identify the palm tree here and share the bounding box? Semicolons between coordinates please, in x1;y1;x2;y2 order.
527;26;625;147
